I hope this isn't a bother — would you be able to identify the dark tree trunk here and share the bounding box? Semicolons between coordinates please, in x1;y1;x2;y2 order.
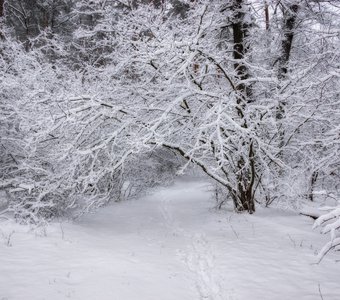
276;3;299;122
309;170;319;202
264;1;269;31
0;0;4;40
232;0;252;104
0;0;4;17
278;4;299;80
276;3;299;158
230;0;255;214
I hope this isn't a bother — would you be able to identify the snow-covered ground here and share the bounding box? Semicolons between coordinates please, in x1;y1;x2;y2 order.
0;180;339;300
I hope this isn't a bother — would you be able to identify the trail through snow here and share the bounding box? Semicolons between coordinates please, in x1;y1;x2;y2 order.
0;180;339;300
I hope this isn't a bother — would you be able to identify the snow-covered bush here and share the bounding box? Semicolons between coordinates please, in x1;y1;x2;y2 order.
0;33;183;223
1;48;62;221
314;205;340;262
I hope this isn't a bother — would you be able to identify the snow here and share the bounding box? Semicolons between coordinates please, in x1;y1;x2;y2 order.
1;180;339;300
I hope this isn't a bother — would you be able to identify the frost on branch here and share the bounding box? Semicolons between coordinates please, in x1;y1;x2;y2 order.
313;205;340;262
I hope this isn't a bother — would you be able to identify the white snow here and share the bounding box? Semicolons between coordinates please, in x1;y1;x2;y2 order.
1;180;339;300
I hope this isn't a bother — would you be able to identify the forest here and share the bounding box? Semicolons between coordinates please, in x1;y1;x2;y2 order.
0;0;339;299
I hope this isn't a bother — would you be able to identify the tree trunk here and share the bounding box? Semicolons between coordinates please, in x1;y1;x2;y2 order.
264;0;269;31
229;140;256;214
276;3;299;165
308;170;318;202
278;4;299;80
0;0;4;40
232;0;252;104
276;3;299;128
0;0;3;17
231;0;255;213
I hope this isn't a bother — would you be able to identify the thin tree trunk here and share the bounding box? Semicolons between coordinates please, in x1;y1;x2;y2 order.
309;170;318;201
264;1;269;31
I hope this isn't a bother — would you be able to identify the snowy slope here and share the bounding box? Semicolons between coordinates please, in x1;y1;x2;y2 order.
0;180;339;300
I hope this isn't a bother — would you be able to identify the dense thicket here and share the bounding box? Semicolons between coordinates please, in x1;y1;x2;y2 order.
1;1;339;255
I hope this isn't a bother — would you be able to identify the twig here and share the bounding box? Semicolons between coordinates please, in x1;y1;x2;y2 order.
318;283;324;300
299;212;318;220
287;234;296;247
229;224;239;239
59;222;65;240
